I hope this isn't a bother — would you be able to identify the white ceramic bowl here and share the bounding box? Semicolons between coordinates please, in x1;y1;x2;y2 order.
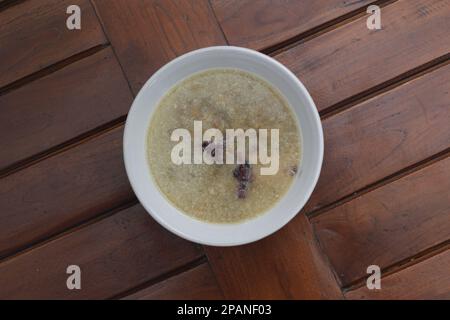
123;46;323;246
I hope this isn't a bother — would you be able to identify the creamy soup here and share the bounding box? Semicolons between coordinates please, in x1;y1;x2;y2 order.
147;69;301;223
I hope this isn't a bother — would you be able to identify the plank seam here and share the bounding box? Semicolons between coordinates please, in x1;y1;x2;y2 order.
0;196;208;299
0;44;110;97
0;0;25;12
207;0;230;46
203;254;228;299
309;219;346;297
342;242;450;292
110;255;208;300
320;54;450;119
263;0;397;56
0;114;127;179
0;197;138;263
308;148;450;219
89;0;136;97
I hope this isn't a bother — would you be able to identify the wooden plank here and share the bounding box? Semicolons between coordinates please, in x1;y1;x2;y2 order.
92;0;226;93
211;0;374;51
0;0;107;88
206;214;343;299
0;48;133;171
0;204;203;299
275;0;450;111
0;126;135;258
305;63;450;213
312;157;450;286
346;250;450;299
123;263;223;300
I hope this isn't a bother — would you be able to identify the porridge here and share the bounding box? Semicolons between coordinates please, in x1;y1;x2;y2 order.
147;69;301;223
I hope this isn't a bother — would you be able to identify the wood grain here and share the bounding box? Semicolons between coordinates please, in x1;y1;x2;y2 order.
312;157;450;286
92;0;226;93
305;63;450;213
346;249;450;299
123;263;223;300
0;204;203;299
0;126;135;258
211;0;374;51
206;214;343;299
0;0;106;88
0;48;133;171
275;0;450;111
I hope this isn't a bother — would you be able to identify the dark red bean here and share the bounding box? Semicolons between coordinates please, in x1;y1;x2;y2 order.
202;141;210;150
289;165;298;176
233;163;252;199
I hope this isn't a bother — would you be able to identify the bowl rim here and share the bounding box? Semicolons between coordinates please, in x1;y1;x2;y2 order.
123;46;324;246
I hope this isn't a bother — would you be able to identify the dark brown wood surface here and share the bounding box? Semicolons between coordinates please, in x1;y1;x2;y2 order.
312;157;450;286
0;0;106;88
92;0;226;93
211;0;375;51
0;204;202;299
0;0;448;300
123;263;224;300
206;213;343;299
305;63;450;213
0;48;133;171
345;249;450;299
274;0;450;112
0;127;134;258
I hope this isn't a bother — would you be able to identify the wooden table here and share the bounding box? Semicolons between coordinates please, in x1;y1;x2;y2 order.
0;0;449;299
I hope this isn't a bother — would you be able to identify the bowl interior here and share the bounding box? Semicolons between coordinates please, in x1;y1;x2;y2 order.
124;46;323;246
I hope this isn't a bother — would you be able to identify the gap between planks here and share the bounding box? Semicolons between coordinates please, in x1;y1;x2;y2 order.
207;0;230;46
0;44;110;97
0;194;209;299
309;150;450;292
0;0;25;12
108;255;209;300
89;0;135;96
308;147;450;219
0;114;127;179
0;197;139;264
342;241;450;293
320;54;450;119
262;0;397;56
